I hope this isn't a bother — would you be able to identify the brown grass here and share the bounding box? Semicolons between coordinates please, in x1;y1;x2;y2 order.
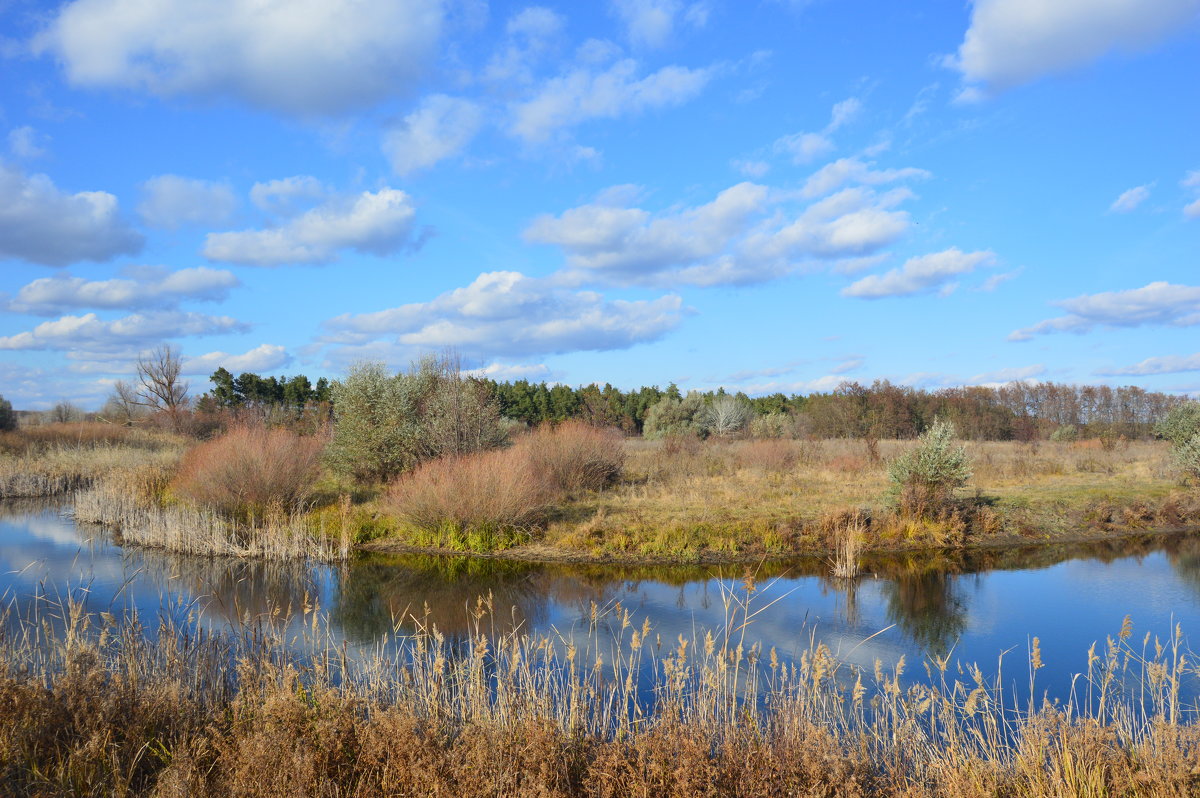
172;425;325;519
538;437;1196;561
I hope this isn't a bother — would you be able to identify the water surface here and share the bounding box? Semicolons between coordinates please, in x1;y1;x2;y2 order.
3;500;1198;699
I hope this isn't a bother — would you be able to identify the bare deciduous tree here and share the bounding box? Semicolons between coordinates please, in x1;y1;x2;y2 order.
102;379;142;426
135;344;189;428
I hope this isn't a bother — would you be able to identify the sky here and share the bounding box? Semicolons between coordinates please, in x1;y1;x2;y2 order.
0;0;1198;410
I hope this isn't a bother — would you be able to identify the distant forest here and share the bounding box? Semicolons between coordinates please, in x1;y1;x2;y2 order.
198;367;1186;441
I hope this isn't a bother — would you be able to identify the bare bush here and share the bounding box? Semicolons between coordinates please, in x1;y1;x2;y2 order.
173;425;325;519
387;447;551;545
523;421;625;493
699;395;752;437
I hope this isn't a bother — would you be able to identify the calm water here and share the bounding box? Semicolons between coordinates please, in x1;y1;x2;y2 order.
3;499;1199;698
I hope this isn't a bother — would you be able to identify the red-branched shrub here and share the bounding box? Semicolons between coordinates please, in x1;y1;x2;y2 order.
387;446;552;535
521;421;625;493
173;425;325;518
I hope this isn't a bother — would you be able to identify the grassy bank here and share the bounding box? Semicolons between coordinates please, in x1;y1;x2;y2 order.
367;436;1200;563
0;590;1197;796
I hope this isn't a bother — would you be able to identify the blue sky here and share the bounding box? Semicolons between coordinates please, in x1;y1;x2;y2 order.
0;0;1197;409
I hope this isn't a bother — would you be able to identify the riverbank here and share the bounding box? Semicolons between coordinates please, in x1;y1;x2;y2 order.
364;437;1200;564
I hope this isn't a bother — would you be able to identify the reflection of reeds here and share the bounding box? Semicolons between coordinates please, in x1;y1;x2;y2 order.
0;585;1196;795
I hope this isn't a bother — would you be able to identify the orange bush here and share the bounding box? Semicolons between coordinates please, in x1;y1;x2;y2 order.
387;446;551;539
521;421;625;493
173;425;325;518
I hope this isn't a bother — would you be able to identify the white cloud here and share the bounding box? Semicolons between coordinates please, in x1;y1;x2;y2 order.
1109;184;1152;213
510;58;713;142
1097;352;1200;376
8;126;47;158
738;375;849;396
773;97;864;165
732;159;770;178
949;0;1199;93
966;365;1046;386
249;176;327;213
465;362;553;381
1183;169;1200;218
182;343;291;375
483;7;566;85
0;310;248;352
610;0;709;48
1010;281;1200;340
774;132;834;165
204;188;420;266
978;268;1022;291
0;163;143;266
842;248;996;299
137;174;236;228
801;157;930;199
319;270;683;363
383;95;484;176
5;266;239;315
35;0;444;115
526;183;915;287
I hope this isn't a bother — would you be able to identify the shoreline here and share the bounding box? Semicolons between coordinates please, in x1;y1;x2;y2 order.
358;521;1200;566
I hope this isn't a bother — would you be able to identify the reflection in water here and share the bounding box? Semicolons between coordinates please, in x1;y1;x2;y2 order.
2;501;1199;701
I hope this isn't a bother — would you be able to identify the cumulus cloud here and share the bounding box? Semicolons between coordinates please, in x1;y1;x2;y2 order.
0;163;143;266
137;174;236;228
34;0;444;115
4;266;238;315
182;343;291;375
249;176;327;213
526;183;915;287
1009;281;1200;340
0;310;248;352
1109;184;1152;213
510;58;713;142
483;7;566;86
949;0;1199;94
319;270;683;363
204;188;420;266
802;157;930;199
842;248;996;299
610;0;709;48
383;95;484;176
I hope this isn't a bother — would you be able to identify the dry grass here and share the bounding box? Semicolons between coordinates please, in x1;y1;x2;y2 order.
172;425;325;519
0;432;184;499
74;469;349;561
0;588;1197;796
544;438;1195;560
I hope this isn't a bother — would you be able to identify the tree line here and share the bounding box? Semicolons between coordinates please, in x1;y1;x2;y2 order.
191;368;1186;441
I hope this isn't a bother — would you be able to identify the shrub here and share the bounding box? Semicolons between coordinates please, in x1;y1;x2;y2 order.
643;393;707;439
698;396;751;437
1049;424;1078;442
1154;402;1200;446
0;394;14;431
326;356;506;483
749;412;796;439
522;421;625;493
887;417;972;515
173;425;325;519
1172;433;1200;483
387;447;551;548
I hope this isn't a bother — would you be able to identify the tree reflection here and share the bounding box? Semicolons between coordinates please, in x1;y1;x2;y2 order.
879;569;969;657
